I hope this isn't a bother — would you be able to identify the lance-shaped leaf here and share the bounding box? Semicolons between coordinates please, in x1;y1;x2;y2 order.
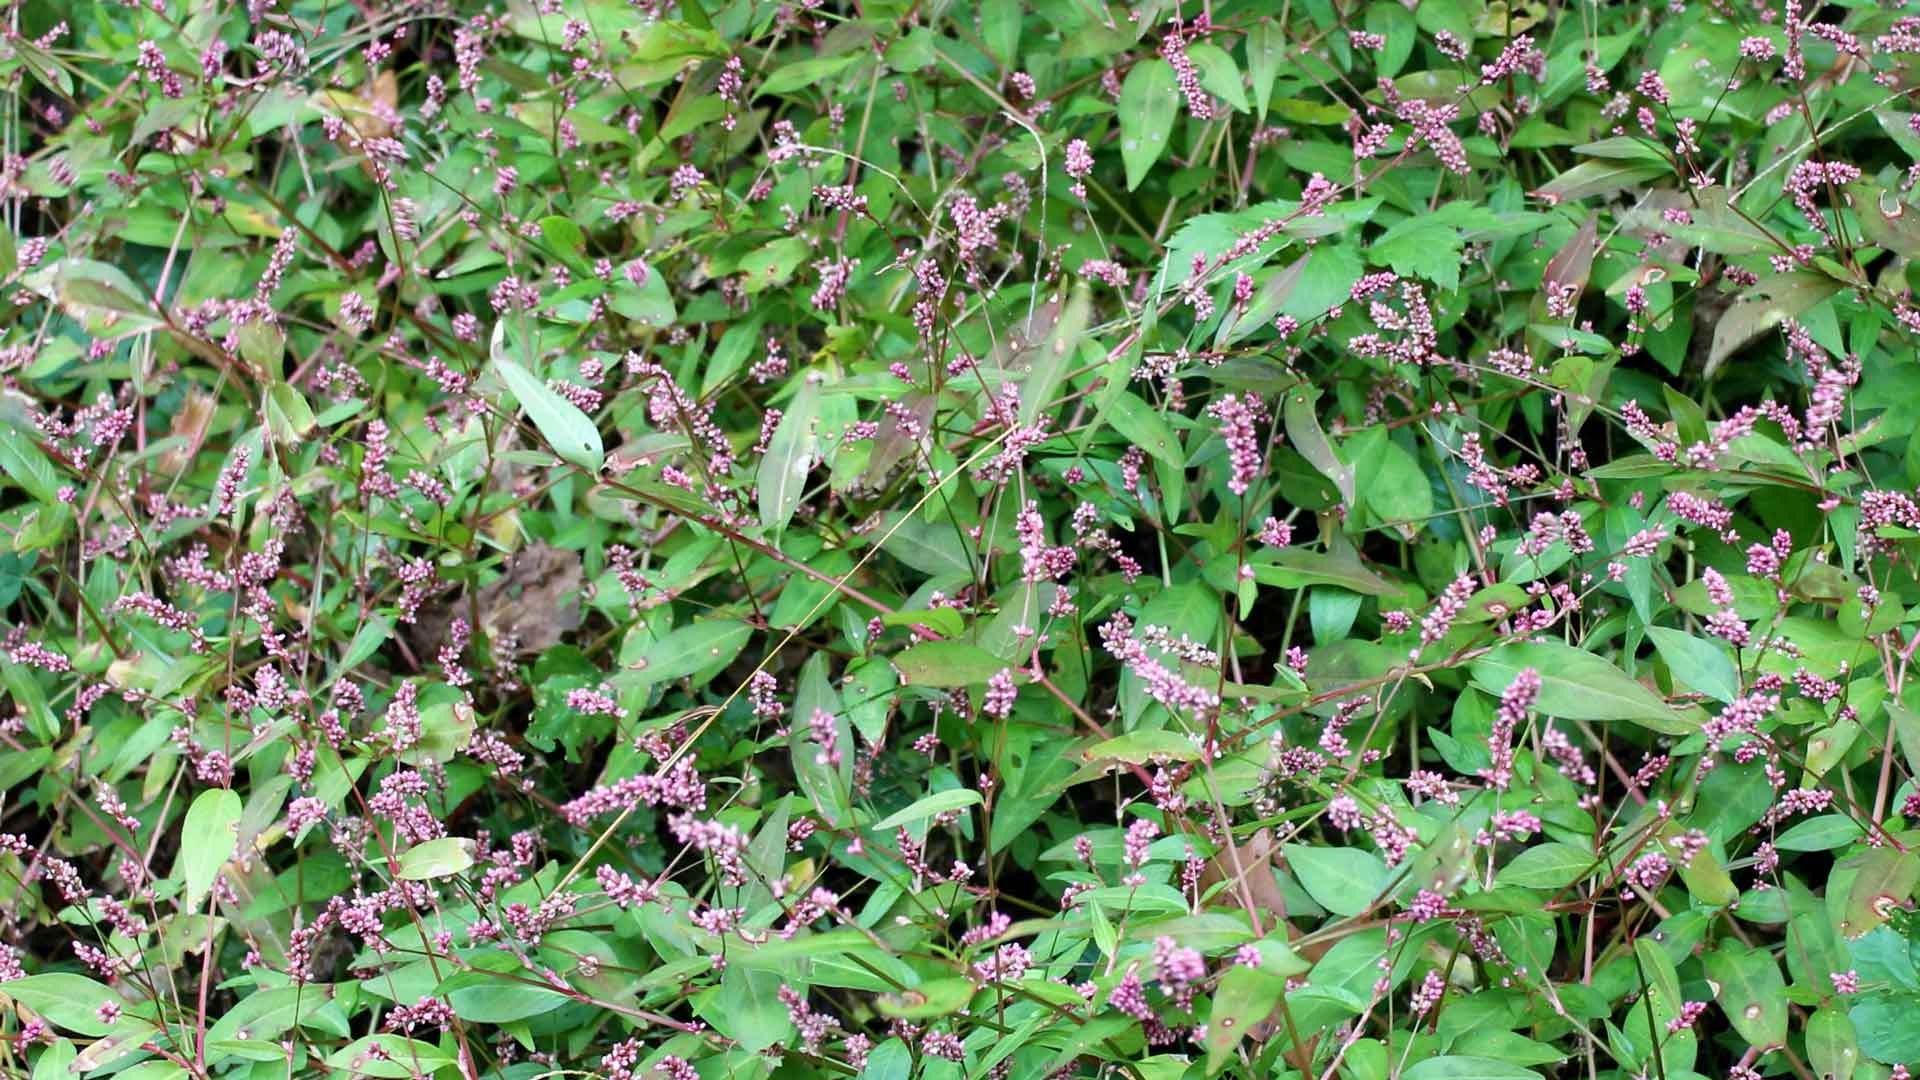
490;322;604;471
758;377;822;532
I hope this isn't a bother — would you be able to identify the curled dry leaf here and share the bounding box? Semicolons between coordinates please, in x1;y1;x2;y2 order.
476;542;584;659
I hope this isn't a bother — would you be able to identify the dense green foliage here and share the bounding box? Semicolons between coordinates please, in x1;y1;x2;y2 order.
4;0;1920;1079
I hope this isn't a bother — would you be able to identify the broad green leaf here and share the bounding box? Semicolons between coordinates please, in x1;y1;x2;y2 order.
1283;844;1387;916
981;0;1020;64
879;512;975;579
1853;990;1920;1064
265;382;315;442
1;974;143;1036
1401;1057;1542;1080
1706;272;1843;381
442;977;568;1022
1703;942;1787;1049
1019;286;1090;427
894;641;1010;687
1772;814;1863;852
761;53;862;94
1371;215;1464;290
205;985;334;1045
871;789;982;831
1104;391;1183;468
1496;843;1594;890
1247;20;1285;122
1260;548;1401;597
52;259;163;335
0;427;60;504
395;837;474;880
1807;1008;1859;1080
490;323;604;471
875;977;975;1019
758;377;822;532
1470;641;1689;734
338;615;394;674
1087;730;1201;764
880;608;966;639
1890;702;1920;779
1119;59;1178;190
1352;429;1433;538
607;259;677;326
177;788;241;911
325;1036;453;1079
791;653;853;827
1204;965;1286;1073
1841;848;1920;937
1186;43;1248;112
626;619;752;687
1531;160;1669;204
1282;387;1355;506
1660;826;1738;907
1648;627;1738;704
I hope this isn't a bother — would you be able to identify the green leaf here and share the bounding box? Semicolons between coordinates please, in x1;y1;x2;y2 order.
395;837;474;880
1888;702;1920;779
871;789;982;831
1370;215;1464;290
981;0;1020;64
1204;965;1286;1073
627;620;752;687
0;427;60;503
1;973;145;1036
1186;43;1248;112
325;1036;453;1078
1104;391;1183;468
1703;941;1788;1049
1773;814;1863;852
893;641;1010;687
1807;1008;1859;1080
53;259;163;335
875;977;975;1019
878;512;974;579
1841;848;1920;937
791;653;853;827
442;977;568;1022
1401;1057;1542;1080
205;985;335;1046
265;382;315;442
1283;844;1387;916
1119;59;1179;190
1087;730;1201;764
607;259;677;326
1470;641;1689;734
1496;843;1594;890
1260;548;1401;597
337;615;394;674
1530;160;1669;205
880;608;966;639
1247;20;1285;122
1853;990;1920;1064
1282;387;1355;507
1706;272;1843;381
1019;286;1091;428
1647;627;1738;704
761;53;862;95
490;323;604;472
177;788;241;911
1352;430;1433;538
758;377;822;533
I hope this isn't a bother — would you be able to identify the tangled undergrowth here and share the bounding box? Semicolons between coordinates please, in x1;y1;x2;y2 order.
3;0;1920;1078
